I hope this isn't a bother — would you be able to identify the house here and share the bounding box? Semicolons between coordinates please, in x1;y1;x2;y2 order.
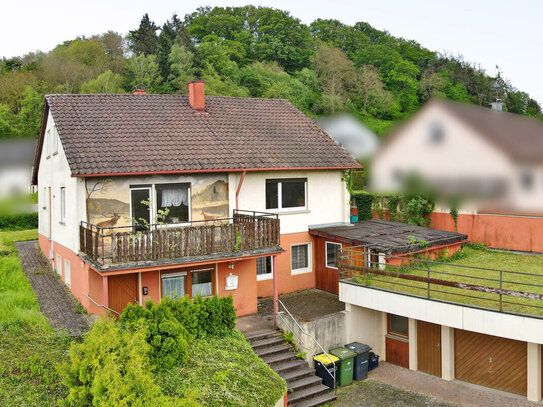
0;138;37;198
32;81;359;316
371;98;543;252
313;113;379;160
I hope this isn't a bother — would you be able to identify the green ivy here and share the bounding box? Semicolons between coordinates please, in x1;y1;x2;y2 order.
354;193;374;221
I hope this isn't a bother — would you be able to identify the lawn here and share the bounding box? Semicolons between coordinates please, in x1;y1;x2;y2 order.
0;228;69;407
352;246;543;317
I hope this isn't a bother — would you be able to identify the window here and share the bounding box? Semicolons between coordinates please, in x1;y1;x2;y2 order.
257;256;273;280
52;126;59;154
326;242;341;269
266;179;307;211
291;243;311;274
429;122;444;144
192;269;213;297
55;254;62;276
389;314;408;337
64;259;71;287
130;188;151;230
156;183;189;224
521;171;533;191
60;187;66;223
162;272;186;299
46;130;51;157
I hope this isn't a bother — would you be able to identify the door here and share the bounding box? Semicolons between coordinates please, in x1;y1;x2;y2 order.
131;188;151;230
315;239;339;294
455;329;527;395
385;314;409;368
108;274;139;315
417;321;441;376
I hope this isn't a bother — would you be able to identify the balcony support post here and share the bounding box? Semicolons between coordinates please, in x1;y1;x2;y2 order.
273;255;278;327
102;276;109;309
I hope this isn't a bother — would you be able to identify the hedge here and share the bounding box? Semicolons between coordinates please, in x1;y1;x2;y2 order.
0;213;38;231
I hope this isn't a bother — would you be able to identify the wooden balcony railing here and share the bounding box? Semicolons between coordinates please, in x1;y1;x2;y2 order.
80;210;280;268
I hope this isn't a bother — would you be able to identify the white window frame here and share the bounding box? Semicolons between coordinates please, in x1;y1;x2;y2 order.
52;125;59;154
153;182;191;227
256;256;274;281
64;259;71;287
55;254;62;276
266;179;308;213
290;242;312;275
130;187;152;227
46;129;51;158
325;241;342;269
161;271;187;299
60;187;66;224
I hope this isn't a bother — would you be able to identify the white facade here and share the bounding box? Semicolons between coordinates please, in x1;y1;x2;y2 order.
372;101;543;213
37;113;87;254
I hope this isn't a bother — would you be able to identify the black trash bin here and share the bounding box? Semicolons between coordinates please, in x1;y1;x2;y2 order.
344;342;371;380
368;352;379;371
313;353;339;388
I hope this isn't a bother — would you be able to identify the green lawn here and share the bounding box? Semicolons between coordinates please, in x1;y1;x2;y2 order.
0;229;38;253
353;247;543;317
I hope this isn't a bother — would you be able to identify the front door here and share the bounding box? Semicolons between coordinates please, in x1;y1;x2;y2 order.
108;274;139;315
417;320;441;376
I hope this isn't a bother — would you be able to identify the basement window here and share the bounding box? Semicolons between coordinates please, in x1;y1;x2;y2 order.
389;314;408;337
291;242;311;275
266;178;307;211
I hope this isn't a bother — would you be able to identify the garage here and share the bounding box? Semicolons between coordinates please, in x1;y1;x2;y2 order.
454;329;527;395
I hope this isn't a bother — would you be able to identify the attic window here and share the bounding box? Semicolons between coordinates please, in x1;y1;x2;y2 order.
521;171;533;191
429;122;444;144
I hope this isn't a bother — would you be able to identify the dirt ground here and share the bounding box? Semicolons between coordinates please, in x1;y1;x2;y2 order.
258;289;345;321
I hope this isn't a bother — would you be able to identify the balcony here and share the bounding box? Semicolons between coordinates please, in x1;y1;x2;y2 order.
79;210;281;270
338;246;543;319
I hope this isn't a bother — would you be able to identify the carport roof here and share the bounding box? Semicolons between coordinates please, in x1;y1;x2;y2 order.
309;219;467;254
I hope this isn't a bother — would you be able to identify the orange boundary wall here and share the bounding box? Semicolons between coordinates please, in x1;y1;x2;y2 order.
431;212;543;253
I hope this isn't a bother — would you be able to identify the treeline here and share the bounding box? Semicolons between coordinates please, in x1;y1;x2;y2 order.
1;6;541;139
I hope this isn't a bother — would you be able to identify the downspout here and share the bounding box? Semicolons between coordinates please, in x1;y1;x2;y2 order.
235;170;247;212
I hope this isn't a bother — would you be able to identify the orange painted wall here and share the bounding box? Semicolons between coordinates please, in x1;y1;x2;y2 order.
88;268;105;315
141;270;161;306
257;231;316;298
217;259;258;316
38;233;93;312
431;212;543;253
386;242;463;266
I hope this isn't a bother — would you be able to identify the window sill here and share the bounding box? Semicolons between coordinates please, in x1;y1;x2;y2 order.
59;221;66;226
257;273;274;281
326;265;339;270
46;155;51;160
291;267;312;276
270;209;310;216
52;152;58;156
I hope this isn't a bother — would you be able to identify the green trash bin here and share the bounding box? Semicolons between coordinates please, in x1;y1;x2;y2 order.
329;347;356;386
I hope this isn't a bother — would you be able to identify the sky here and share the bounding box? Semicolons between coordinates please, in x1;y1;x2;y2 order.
2;0;542;104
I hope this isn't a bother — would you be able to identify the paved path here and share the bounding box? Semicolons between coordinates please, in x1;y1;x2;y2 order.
15;241;90;336
361;362;541;407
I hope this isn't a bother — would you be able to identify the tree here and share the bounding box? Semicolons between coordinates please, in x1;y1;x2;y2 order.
81;70;125;93
385;60;420;112
312;42;355;114
354;65;398;118
419;71;447;101
125;54;162;93
127;13;159;55
167;44;196;92
16;86;43;137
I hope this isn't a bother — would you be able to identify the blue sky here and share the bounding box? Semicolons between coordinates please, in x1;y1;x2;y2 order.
3;0;542;104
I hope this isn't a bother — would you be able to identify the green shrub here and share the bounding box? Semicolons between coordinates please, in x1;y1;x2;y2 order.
120;301;190;371
61;318;175;407
0;213;38;231
354;192;374;221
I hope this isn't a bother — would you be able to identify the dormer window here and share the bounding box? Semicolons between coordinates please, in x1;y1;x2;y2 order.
429;122;444;144
521;170;533;191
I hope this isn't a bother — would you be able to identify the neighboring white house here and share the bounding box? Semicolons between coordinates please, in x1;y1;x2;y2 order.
314;114;379;160
0;139;37;198
372;98;543;214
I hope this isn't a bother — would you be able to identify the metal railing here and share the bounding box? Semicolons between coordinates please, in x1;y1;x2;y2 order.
276;299;337;390
338;246;543;318
84;293;120;316
80;209;280;267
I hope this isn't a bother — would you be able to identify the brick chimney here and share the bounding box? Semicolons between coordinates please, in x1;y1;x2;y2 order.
189;80;205;112
132;88;147;95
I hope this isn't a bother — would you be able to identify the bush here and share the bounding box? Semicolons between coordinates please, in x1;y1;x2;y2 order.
119;301;190;371
354;192;374;221
61;318;175;407
0;213;38;231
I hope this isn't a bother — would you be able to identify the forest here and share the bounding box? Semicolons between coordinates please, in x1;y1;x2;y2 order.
1;6;541;139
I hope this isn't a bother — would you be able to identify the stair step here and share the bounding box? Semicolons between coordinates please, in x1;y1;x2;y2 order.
280;367;316;382
289;392;337;407
272;359;308;374
262;351;298;365
255;344;291;357
288;383;330;404
251;335;285;349
244;329;280;342
288;375;323;391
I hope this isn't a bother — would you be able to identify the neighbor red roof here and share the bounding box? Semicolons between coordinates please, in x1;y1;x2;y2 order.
32;94;360;183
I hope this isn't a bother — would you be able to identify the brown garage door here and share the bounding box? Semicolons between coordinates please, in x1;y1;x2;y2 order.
417;321;441;377
455;329;527;395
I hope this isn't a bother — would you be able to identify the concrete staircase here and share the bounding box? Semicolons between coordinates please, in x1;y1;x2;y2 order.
245;328;337;407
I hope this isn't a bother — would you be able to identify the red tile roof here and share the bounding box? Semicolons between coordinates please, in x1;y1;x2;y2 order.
32;94;359;182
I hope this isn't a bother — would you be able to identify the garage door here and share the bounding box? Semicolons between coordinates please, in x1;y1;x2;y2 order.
455;329;527;395
417;321;441;377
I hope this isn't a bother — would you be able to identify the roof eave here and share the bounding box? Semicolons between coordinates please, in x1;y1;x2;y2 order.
31;100;49;185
